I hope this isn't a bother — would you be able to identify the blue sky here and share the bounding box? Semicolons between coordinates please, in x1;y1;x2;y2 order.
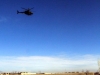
0;0;100;72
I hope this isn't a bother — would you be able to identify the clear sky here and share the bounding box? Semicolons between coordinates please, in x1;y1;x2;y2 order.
0;0;100;73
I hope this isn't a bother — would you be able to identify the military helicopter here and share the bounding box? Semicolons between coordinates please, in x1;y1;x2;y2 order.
17;7;34;15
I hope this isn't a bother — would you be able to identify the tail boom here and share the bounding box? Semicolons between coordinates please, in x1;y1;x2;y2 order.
17;10;24;14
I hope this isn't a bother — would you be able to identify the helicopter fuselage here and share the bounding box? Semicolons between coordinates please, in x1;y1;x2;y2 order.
17;10;33;15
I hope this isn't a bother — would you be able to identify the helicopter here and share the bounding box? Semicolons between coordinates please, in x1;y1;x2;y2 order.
17;7;34;15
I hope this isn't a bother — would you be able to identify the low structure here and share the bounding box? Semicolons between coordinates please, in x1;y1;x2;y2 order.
0;72;36;75
0;72;95;75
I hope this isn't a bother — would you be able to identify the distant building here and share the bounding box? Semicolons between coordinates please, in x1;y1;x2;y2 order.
21;72;36;75
0;71;96;75
44;73;52;74
0;72;36;75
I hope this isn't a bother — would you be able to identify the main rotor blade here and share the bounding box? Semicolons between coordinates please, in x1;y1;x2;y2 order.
21;7;27;10
30;7;34;9
28;7;34;10
21;7;34;10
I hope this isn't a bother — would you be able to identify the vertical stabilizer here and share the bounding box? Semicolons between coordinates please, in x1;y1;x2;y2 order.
17;10;19;14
